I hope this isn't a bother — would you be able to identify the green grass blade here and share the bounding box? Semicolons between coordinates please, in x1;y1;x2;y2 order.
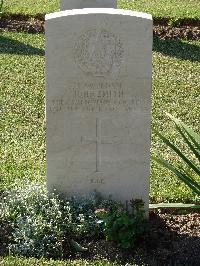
153;129;200;176
166;113;200;158
152;155;200;196
182;123;200;145
153;155;200;195
180;168;200;188
174;124;200;161
182;125;200;155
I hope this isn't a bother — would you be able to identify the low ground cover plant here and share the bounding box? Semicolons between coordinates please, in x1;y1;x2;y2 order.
0;184;101;258
0;183;147;259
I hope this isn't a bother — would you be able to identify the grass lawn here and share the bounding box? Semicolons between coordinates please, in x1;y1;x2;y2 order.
2;0;59;15
1;32;199;203
151;38;200;202
0;33;45;188
119;0;200;19
0;257;122;266
2;0;200;18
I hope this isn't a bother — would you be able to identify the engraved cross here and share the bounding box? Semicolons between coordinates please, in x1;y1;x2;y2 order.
81;118;115;173
81;118;102;172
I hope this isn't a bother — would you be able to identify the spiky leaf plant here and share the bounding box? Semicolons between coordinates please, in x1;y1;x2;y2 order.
152;113;200;196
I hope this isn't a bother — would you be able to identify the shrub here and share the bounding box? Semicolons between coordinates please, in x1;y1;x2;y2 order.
99;199;148;249
1;183;149;257
0;183;104;258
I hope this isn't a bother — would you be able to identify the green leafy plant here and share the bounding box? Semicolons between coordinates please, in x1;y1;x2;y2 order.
0;0;4;13
152;113;200;196
98;199;148;249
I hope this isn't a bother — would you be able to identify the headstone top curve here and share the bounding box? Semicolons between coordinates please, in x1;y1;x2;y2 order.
45;8;152;21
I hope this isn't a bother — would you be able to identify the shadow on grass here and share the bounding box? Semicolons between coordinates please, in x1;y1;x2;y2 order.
0;35;44;56
153;37;200;62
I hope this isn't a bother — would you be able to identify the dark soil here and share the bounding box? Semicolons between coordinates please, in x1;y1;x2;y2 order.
0;14;199;40
153;26;200;40
0;16;44;34
67;210;200;265
153;17;200;27
1;210;199;265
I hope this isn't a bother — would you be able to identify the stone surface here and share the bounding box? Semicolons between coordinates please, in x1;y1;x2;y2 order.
60;0;116;10
45;9;152;211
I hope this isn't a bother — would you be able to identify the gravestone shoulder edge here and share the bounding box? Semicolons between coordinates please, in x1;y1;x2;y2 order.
45;8;152;21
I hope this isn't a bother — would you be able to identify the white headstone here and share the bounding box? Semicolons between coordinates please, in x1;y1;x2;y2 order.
60;0;117;10
45;9;152;211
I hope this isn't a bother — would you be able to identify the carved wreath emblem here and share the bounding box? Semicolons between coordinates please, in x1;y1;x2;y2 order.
74;29;124;77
